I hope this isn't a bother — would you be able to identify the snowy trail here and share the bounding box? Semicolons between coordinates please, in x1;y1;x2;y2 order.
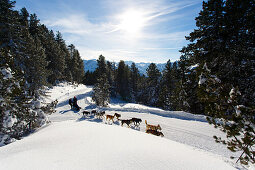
46;84;241;162
2;83;251;169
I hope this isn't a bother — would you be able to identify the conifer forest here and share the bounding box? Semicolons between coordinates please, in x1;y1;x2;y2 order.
1;0;255;166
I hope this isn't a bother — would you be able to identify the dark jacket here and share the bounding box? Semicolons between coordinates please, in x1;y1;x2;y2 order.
73;97;77;106
69;98;73;105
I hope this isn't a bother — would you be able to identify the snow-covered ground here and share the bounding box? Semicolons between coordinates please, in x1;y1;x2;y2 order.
0;83;254;170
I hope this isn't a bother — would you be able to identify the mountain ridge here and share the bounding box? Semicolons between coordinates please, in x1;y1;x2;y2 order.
83;59;167;75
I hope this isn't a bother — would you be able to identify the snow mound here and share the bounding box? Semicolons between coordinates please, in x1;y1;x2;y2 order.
0;120;235;170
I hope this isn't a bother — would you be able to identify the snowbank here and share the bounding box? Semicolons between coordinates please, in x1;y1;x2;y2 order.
0;120;235;170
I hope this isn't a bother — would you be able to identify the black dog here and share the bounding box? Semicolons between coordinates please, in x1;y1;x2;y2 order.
120;119;133;128
91;110;97;115
131;118;142;127
83;111;90;117
96;111;105;119
114;113;121;120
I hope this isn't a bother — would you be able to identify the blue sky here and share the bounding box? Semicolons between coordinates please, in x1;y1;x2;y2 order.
15;0;203;63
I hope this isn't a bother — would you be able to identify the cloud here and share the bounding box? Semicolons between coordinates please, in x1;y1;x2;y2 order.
41;0;200;63
43;14;114;35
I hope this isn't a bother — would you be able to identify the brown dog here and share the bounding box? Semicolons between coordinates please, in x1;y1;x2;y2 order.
106;114;115;122
120;119;133;128
114;113;121;120
145;120;162;131
146;129;164;137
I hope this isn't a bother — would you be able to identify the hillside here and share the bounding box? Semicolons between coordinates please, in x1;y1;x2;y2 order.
0;120;235;170
0;83;252;169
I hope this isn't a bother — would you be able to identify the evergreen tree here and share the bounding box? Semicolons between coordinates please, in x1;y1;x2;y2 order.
136;74;147;104
92;55;111;106
46;32;65;84
0;0;81;145
19;7;29;27
68;44;84;83
28;13;40;37
55;31;71;82
0;0;48;145
182;0;255;164
23;35;48;97
106;61;116;97
92;73;110;107
130;62;139;102
177;47;204;114
172;55;191;112
82;71;97;85
144;63;161;106
95;55;107;77
116;60;130;101
158;60;173;110
72;49;84;83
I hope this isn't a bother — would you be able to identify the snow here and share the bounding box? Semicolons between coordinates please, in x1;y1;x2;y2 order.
3;111;17;128
1;67;13;80
188;64;199;70
0;83;254;169
0;121;235;170
211;75;221;83
198;74;207;85
33;100;41;109
203;63;211;73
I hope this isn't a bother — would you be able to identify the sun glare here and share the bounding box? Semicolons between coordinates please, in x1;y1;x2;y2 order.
117;9;147;36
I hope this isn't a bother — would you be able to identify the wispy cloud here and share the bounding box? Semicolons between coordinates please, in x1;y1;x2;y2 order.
41;0;201;63
44;15;114;35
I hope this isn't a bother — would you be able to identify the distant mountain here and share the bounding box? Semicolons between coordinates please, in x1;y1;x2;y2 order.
83;59;98;72
83;59;166;75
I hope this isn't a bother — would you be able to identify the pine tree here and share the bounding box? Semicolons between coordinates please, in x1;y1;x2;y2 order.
70;48;84;83
130;62;139;102
95;55;107;77
106;61;116;97
144;63;161;106
116;60;130;101
92;55;111;106
92;73;110;107
158;60;173;109
0;0;47;144
23;35;48;97
55;31;71;82
19;7;29;27
42;30;66;84
182;0;255;164
83;71;97;85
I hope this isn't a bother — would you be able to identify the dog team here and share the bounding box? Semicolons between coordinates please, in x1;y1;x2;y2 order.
82;109;164;137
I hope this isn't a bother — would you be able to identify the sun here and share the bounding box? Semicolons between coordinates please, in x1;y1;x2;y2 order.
117;9;147;36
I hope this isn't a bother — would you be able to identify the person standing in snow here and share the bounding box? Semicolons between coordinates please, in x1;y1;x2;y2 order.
73;96;80;111
69;98;73;109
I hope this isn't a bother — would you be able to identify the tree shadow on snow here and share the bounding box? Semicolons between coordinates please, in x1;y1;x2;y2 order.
59;109;80;114
130;126;140;131
113;121;120;126
107;97;208;123
59;110;70;114
76;115;103;123
104;107;207;123
84;104;97;110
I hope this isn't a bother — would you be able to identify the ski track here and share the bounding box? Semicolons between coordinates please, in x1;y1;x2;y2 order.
46;84;248;169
